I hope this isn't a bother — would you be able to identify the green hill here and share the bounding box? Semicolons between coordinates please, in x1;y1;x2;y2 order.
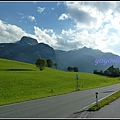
0;58;37;71
0;58;120;106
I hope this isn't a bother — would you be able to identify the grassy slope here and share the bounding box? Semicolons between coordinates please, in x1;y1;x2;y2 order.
0;58;120;106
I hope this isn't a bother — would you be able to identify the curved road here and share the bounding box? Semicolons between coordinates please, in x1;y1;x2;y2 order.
87;98;120;118
0;83;120;118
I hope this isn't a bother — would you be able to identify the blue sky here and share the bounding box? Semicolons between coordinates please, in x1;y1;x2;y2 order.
1;1;120;56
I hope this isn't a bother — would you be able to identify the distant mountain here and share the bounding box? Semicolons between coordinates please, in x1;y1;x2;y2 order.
0;36;120;73
0;36;56;64
55;47;120;73
15;36;38;46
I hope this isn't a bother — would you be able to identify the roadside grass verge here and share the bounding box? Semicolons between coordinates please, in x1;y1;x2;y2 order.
0;58;120;106
88;90;120;111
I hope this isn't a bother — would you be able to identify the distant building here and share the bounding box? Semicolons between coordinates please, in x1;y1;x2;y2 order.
93;65;120;77
107;65;119;77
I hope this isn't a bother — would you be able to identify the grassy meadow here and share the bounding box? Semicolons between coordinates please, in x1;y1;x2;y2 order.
0;58;120;106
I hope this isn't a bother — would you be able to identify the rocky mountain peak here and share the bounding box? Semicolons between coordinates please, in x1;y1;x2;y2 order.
16;36;38;46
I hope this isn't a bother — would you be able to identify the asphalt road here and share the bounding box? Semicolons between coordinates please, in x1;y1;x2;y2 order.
88;98;120;118
77;97;120;118
0;83;120;118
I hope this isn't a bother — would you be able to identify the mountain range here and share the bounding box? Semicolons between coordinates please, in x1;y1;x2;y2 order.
0;36;120;73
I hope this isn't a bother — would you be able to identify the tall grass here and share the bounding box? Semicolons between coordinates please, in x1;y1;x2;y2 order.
0;58;120;106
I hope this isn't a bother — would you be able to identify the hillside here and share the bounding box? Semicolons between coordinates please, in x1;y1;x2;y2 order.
0;36;56;64
0;36;120;73
0;58;120;106
55;47;120;73
0;58;37;70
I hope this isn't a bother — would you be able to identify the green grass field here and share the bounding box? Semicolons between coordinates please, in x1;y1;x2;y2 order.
0;58;120;106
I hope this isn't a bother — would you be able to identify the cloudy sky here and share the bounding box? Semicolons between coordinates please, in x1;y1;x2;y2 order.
1;1;120;55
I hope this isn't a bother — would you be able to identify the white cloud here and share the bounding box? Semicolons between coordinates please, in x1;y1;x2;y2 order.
56;1;120;54
34;26;57;47
51;7;54;10
18;12;26;22
43;29;54;34
0;20;38;43
64;1;119;30
37;7;45;13
18;12;36;23
0;19;57;47
55;37;78;51
65;2;98;28
58;13;69;20
0;20;27;43
0;20;57;48
28;16;36;22
61;29;75;41
61;28;75;36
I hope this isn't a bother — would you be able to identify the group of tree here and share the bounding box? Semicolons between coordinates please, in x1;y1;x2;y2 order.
67;66;79;72
35;58;58;71
93;65;120;77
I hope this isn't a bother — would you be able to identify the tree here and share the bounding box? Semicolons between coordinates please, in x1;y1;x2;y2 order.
104;70;109;76
93;69;99;74
46;59;53;68
67;66;73;72
54;63;58;69
73;67;78;72
35;58;47;71
111;68;119;77
100;70;103;75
